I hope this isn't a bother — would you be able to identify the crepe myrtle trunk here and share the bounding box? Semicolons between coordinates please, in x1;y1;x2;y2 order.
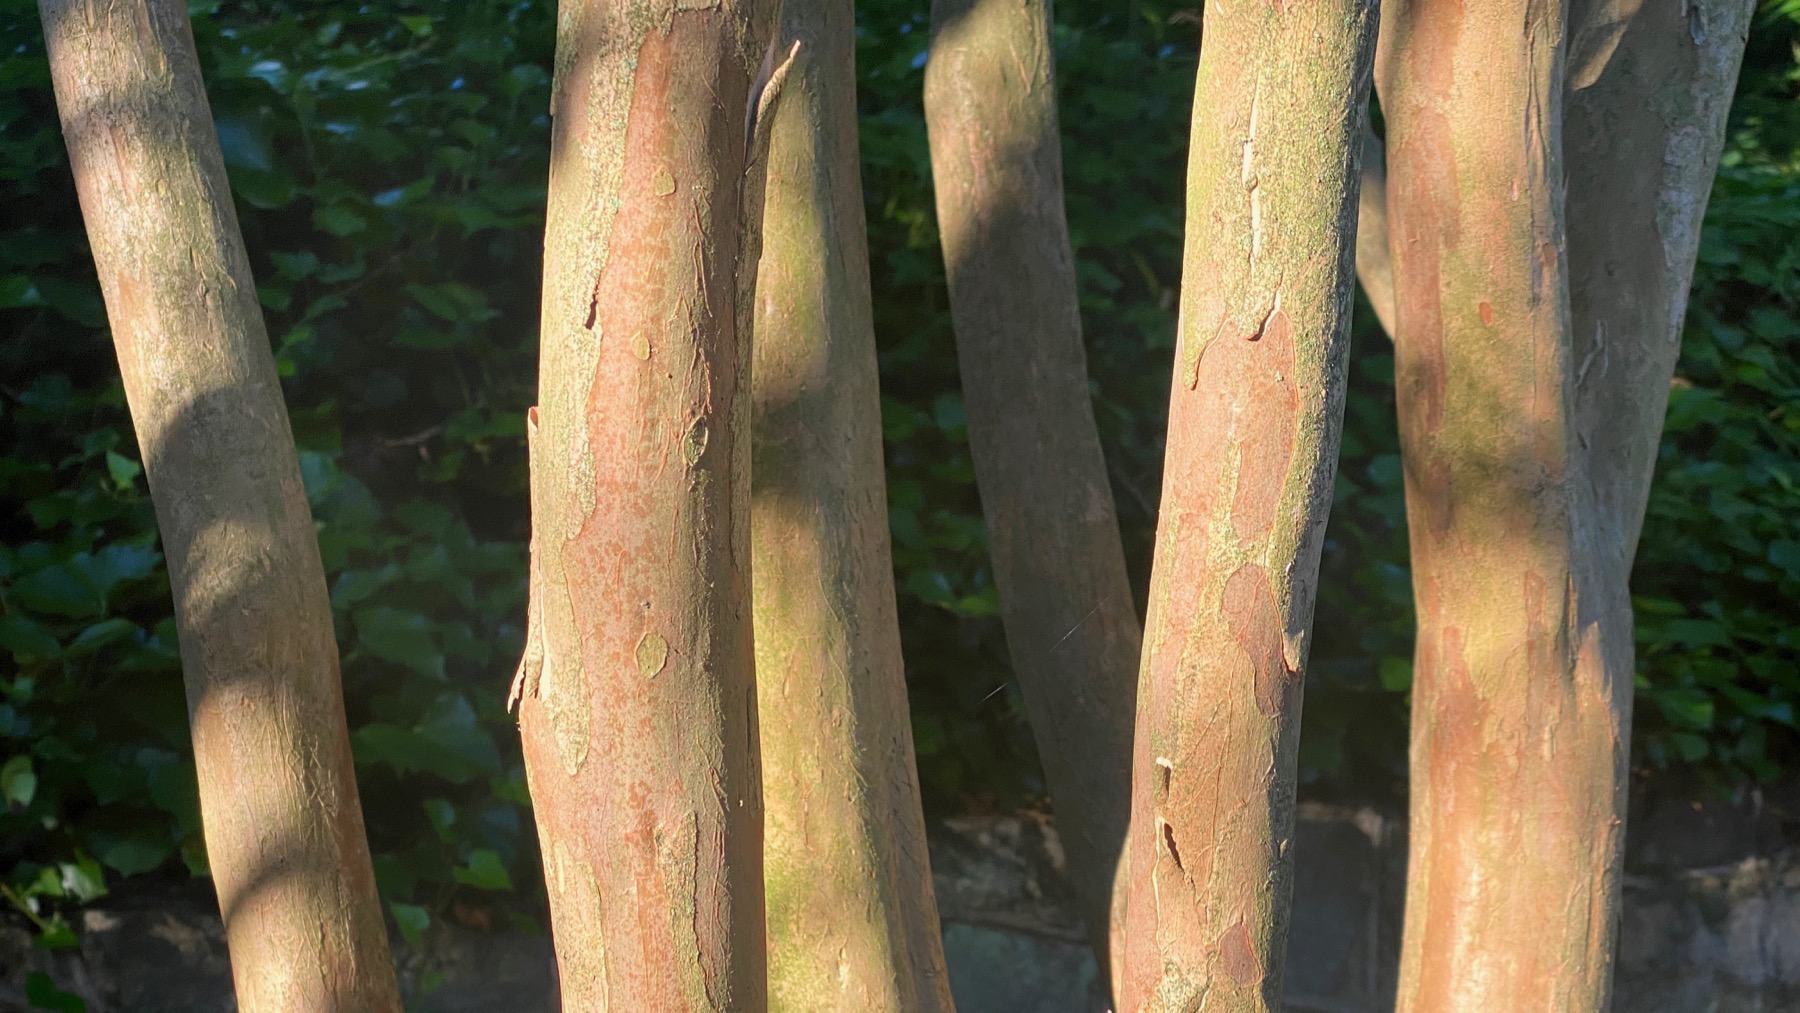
38;1;401;1009
750;0;956;1008
1112;1;1377;1009
1369;0;1751;1008
510;1;783;1006
922;0;1143;984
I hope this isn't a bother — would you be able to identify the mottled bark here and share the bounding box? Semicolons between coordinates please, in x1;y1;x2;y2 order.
512;1;779;1006
922;0;1142;982
1115;1;1377;1008
38;1;400;1009
751;0;956;1008
1377;0;1751;1007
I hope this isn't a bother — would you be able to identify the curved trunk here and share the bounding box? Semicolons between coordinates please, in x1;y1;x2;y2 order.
514;1;778;1005
1115;0;1378;1008
752;0;956;1007
922;0;1142;983
38;1;400;1008
1378;0;1751;1007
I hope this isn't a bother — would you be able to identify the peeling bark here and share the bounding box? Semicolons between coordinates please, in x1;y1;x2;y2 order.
1378;0;1748;1008
1114;0;1377;1008
38;1;400;1009
922;0;1143;985
751;0;957;1008
516;1;779;1005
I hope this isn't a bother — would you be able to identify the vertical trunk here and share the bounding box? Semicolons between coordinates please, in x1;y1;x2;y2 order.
1378;0;1599;1008
922;0;1142;982
751;0;957;1008
1378;0;1751;1008
1116;1;1377;1008
1564;0;1751;569
514;1;776;1006
38;2;400;1009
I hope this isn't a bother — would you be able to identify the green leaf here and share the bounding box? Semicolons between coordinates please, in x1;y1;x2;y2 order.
399;14;434;35
3;754;37;807
452;848;511;891
25;971;86;1012
103;450;141;490
0;613;62;662
1378;657;1413;692
59;857;107;904
67;618;139;657
353;606;445;678
313;205;368;237
9;563;102;618
91;831;172;876
391;902;430;947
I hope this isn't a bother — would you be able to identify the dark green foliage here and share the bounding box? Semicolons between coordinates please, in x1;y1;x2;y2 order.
0;0;1795;939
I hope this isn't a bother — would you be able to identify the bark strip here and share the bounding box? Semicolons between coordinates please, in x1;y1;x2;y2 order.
516;1;777;1006
1115;0;1377;1008
1378;0;1752;1007
922;0;1143;982
38;1;401;1008
751;0;956;1007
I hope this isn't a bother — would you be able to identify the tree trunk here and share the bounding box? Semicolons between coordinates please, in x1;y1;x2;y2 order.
922;0;1143;983
38;2;401;1009
513;2;778;1006
1113;3;1377;1010
1376;0;1751;1007
751;0;956;1008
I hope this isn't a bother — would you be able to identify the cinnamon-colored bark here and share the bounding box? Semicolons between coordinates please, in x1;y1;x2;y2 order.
922;0;1142;982
1114;0;1377;1008
38;1;400;1008
1377;0;1749;1007
752;0;955;1007
513;1;778;1005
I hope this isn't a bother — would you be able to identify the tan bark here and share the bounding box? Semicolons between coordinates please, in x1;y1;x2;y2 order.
512;1;780;1006
1377;0;1751;1007
751;0;956;1008
922;0;1143;982
38;1;401;1009
1115;0;1377;1008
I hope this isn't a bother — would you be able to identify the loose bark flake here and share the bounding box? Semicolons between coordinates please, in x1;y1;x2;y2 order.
38;1;400;1009
923;0;1144;987
518;1;778;1007
751;0;957;1008
1115;0;1377;1009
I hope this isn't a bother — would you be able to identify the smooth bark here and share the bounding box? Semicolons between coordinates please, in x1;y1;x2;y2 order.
1377;0;1751;1007
513;1;779;1005
751;0;956;1007
922;0;1142;981
1115;0;1377;1007
38;1;400;1008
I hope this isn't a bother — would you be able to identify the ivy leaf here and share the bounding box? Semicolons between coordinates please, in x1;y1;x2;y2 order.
3;754;37;807
452;848;511;891
391;902;430;947
353;606;445;678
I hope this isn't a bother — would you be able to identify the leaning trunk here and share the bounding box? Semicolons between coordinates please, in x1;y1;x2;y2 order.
1115;0;1377;1008
513;1;776;1005
922;0;1142;981
751;0;956;1007
38;1;400;1008
1377;0;1752;1007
